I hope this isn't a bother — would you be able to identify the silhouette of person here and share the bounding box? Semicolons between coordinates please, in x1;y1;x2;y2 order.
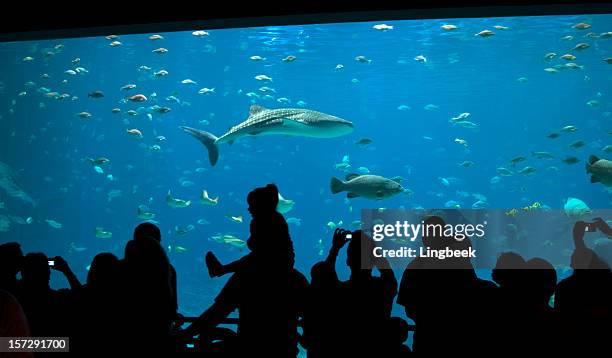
522;257;559;352
133;222;179;317
397;215;498;354
491;251;528;352
87;253;121;291
205;183;280;278
304;228;398;356
0;242;23;296
122;237;176;352
341;229;399;356
74;253;121;352
302;228;349;357
16;253;78;337
493;254;559;353
0;289;32;358
555;219;612;353
182;204;307;357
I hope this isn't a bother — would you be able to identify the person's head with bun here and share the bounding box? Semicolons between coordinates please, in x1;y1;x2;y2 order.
247;183;280;218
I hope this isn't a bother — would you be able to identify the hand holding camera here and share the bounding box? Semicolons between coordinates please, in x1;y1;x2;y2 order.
589;218;612;236
332;228;352;250
49;256;69;273
576;218;612;236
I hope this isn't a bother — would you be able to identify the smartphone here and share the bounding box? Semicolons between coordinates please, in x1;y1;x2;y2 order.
346;233;352;239
48;260;55;267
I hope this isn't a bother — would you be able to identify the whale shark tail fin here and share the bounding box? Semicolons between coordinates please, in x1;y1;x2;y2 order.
180;126;220;166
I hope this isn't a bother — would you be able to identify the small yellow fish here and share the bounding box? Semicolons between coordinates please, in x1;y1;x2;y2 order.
505;208;518;217
521;202;541;212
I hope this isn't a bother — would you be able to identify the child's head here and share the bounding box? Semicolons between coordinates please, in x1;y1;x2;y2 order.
247;184;279;218
134;222;162;242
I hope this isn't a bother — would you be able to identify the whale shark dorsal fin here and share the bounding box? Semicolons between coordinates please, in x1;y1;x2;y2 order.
249;105;267;117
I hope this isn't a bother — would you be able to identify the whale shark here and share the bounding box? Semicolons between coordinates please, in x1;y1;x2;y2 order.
180;105;354;166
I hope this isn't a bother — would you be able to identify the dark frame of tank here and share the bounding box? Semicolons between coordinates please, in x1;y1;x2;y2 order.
0;3;611;42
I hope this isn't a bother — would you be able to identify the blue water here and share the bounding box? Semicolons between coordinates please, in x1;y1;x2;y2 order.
1;14;611;323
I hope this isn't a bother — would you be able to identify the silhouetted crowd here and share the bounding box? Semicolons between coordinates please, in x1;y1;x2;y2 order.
1;184;611;356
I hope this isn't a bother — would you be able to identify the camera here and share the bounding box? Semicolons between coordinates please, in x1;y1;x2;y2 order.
346;233;352;239
48;260;55;267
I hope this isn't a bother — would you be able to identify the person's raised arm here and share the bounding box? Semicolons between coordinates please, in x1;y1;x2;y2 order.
326;228;351;266
572;221;589;251
52;256;82;290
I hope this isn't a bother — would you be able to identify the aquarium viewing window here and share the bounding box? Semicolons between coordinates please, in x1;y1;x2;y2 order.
0;3;611;355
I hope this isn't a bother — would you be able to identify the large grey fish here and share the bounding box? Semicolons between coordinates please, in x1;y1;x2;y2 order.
180;105;354;166
330;173;406;200
586;155;612;187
